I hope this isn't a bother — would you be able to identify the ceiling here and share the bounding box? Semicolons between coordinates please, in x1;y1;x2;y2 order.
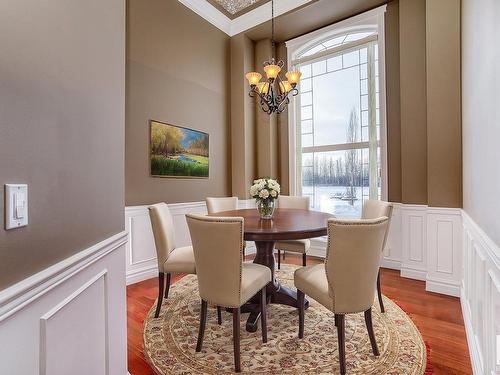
244;0;387;41
179;0;386;37
206;0;270;19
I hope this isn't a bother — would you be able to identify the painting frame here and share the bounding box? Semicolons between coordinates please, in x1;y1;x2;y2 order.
149;119;209;179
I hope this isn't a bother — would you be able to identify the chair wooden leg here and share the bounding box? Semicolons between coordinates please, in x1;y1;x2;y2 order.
260;287;268;343
336;314;346;375
335;314;338;327
196;300;208;352
297;289;305;339
302;253;307;267
377;271;385;313
364;308;380;356
154;272;165;318
282;250;286;260
277;249;281;269
233;307;241;372
164;273;171;299
217;306;222;325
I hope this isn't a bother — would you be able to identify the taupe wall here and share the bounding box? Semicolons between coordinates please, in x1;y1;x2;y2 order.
230;34;256;198
398;0;428;204
462;0;500;246
126;0;230;205
232;0;462;207
0;0;125;290
426;0;462;207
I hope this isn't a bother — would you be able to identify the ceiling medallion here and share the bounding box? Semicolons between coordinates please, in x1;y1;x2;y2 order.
245;0;301;114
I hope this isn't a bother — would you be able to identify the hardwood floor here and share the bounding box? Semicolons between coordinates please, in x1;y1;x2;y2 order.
127;254;472;374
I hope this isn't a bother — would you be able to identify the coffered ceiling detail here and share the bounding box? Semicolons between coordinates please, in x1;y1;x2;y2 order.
206;0;269;19
178;0;313;36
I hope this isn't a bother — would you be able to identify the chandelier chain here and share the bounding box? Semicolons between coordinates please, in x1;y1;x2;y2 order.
244;0;301;115
271;0;275;49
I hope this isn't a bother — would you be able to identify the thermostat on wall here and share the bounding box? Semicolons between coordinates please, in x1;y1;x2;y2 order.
5;184;28;230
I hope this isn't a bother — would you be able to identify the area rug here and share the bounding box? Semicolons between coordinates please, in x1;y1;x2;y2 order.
143;264;427;374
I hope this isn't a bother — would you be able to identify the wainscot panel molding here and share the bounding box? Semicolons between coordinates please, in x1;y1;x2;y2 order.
125;200;257;285
126;202;464;297
461;211;500;375
0;231;128;375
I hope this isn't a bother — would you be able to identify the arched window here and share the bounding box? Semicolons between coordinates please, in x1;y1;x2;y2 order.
286;7;387;218
296;30;376;58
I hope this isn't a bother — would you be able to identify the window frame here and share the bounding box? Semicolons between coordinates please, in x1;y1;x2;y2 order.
285;6;388;204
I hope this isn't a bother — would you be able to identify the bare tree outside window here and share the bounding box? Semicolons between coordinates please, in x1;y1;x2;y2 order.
345;107;360;205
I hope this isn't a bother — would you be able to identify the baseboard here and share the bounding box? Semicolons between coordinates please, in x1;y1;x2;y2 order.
400;267;427;281
426;277;460;297
126;265;158;285
379;258;401;270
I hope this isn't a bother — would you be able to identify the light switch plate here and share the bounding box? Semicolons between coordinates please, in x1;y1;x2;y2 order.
5;184;28;230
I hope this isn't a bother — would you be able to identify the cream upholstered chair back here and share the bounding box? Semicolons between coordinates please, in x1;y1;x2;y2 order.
362;199;393;220
325;217;389;314
206;197;238;214
148;203;176;272
278;195;310;210
362;199;393;250
186;214;244;307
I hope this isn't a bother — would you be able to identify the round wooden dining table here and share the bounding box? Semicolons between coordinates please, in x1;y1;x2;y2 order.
208;207;333;332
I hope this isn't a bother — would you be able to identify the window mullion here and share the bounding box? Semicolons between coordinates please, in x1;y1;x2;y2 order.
367;42;378;200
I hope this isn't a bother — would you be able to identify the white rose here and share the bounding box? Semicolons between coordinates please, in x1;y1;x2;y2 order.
259;189;270;199
249;185;259;196
268;180;280;191
270;190;277;197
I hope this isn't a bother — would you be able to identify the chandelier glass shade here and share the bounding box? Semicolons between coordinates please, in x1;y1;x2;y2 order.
244;0;301;115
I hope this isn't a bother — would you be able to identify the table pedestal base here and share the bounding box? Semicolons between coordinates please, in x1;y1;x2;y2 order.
243;240;309;333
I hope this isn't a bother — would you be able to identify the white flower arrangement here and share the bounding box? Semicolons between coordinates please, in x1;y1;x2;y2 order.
250;178;280;202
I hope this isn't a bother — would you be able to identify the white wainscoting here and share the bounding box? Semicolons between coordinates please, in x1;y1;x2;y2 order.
125;200;257;285
0;231;128;375
461;211;500;375
125;202;463;297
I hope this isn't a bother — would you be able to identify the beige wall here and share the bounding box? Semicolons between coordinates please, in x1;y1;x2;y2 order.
232;0;463;207
230;34;256;198
126;0;230;205
462;0;500;245
399;0;428;205
426;0;462;207
0;0;125;290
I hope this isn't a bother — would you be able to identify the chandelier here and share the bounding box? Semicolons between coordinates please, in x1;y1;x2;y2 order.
245;0;302;115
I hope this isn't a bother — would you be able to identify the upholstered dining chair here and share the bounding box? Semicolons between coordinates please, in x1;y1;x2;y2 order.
186;214;271;373
362;200;393;313
275;195;311;268
149;203;197;318
295;217;389;375
205;197;246;258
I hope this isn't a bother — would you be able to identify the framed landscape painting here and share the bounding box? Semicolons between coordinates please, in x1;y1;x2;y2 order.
150;120;209;178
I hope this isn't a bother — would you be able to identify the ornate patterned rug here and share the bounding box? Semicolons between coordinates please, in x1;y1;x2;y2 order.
143;264;427;374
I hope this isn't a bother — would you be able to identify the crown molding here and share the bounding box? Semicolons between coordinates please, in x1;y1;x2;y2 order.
178;0;232;35
178;0;313;37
